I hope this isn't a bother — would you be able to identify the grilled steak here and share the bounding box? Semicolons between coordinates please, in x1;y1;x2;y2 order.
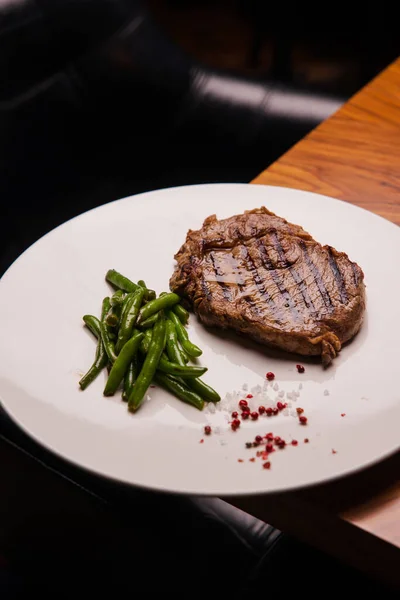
170;207;366;366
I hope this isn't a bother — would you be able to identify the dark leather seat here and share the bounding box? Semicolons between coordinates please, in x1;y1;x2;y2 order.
0;0;344;274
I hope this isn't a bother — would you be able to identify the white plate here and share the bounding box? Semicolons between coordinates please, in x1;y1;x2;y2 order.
0;184;399;496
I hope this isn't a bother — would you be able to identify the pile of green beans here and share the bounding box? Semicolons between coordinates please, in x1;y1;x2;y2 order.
79;270;220;412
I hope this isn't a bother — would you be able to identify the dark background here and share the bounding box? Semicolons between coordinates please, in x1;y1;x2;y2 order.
148;0;399;96
1;0;399;276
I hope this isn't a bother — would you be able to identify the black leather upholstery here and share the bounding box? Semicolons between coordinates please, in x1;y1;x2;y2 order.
0;0;344;274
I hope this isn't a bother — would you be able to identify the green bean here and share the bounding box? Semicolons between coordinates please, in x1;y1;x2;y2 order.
187;377;220;403
82;314;102;339
165;320;189;366
154;373;204;411
102;297;111;319
128;318;167;412
173;303;189;325
137;293;180;325
106;269;139;293
101;297;116;340
164;321;219;402
140;329;207;378
110;290;125;306
105;303;122;328
122;356;139;402
115;288;145;353
79;314;108;390
166;310;202;358
99;320;118;363
119;292;133;323
106;269;155;301
158;357;207;378
137;312;160;330
142;328;153;348
137;279;156;301
104;332;143;396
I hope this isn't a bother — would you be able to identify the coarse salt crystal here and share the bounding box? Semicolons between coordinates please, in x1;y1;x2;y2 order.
286;401;292;408
298;383;303;390
278;390;285;398
242;383;248;391
251;385;262;394
290;409;298;417
273;383;279;391
283;408;289;416
207;402;216;414
287;392;293;400
324;389;330;396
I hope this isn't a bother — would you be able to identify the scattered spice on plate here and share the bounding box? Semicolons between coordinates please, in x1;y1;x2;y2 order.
204;425;212;435
266;372;275;381
296;364;305;373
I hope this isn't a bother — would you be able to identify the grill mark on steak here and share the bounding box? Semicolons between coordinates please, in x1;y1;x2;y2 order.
209;251;233;301
227;250;263;316
327;248;348;304
300;241;333;310
351;262;359;287
189;255;212;303
239;244;281;321
256;241;300;321
267;233;315;313
201;276;212;302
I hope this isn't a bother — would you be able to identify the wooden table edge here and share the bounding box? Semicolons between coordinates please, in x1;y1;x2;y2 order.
243;58;400;587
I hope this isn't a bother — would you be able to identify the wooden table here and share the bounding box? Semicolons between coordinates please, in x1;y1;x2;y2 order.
227;58;400;589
